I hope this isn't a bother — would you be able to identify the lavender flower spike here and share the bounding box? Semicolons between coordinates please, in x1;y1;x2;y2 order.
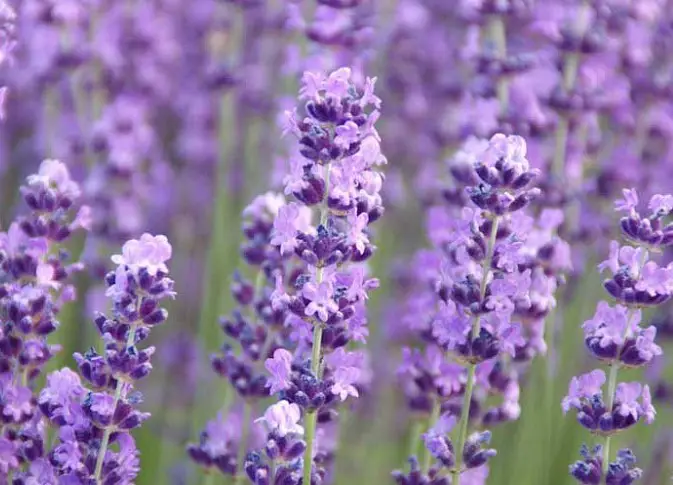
90;233;174;482
262;66;384;485
563;188;669;483
37;233;174;484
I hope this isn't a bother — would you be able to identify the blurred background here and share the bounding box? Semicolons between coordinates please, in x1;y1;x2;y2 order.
1;0;673;484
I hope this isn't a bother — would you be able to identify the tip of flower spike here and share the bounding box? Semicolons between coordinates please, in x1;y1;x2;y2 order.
111;233;172;276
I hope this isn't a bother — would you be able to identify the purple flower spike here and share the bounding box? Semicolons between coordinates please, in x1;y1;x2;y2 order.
565;186;669;481
38;233;174;483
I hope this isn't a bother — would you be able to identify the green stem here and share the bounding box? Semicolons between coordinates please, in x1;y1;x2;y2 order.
452;218;499;484
551;1;590;178
488;15;508;114
235;403;253;482
422;399;442;473
302;162;331;485
602;361;620;474
452;364;477;484
94;323;138;482
407;419;424;462
302;323;324;485
552;116;570;178
202;471;217;485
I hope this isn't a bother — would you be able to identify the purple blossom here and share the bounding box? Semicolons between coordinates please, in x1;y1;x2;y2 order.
562;370;606;413
202;413;241;458
346;209;370;254
40;368;85;403
303;281;338;322
26;159;81;199
582;302;636;349
423;414;456;459
635;262;673;296
614;382;643;420
432;301;471;347
344;303;369;343
286;314;313;345
111;233;172;276
323;67;352;99
361;76;382;109
270;275;290;312
634;326;662;362
0;379;33;422
331;367;360;401
324;347;365;371
641;385;655;424
255;401;304;437
0;438;18;475
344;266;379;301
334;120;360;148
299;71;325;99
497;322;525;357
614;188;639;213
648;194;673;215
265;349;294;395
271;203;312;255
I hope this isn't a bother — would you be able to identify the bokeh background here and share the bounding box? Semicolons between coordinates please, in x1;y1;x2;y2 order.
1;0;673;484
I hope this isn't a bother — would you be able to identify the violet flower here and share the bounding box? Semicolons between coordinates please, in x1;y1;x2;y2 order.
242;67;384;485
563;188;670;483
189;192;299;480
393;133;557;485
0;158;89;479
36;233;174;483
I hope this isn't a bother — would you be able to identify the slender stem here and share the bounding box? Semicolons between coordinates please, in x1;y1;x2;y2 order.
551;1;591;178
94;323;138;482
601;298;642;474
602;360;620;474
552;116;570;179
452;218;499;485
269;460;276;484
452;364;477;484
407;419;424;462
422;399;442;473
235;402;253;483
302;323;324;485
302;163;331;485
202;471;216;485
488;15;508;114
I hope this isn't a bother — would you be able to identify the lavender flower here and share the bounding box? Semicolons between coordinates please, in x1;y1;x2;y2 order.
37;233;174;483
0;158;88;478
190;191;301;480
393;133;556;485
244;401;307;485
563;189;671;483
187;411;241;476
235;66;385;485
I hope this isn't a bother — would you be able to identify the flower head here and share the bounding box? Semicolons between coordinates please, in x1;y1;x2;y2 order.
255;401;304;437
265;349;293;395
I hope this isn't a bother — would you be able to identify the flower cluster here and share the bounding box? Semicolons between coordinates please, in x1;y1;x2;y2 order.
35;233;174;483
562;188;670;483
188;192;294;479
188;411;243;477
243;67;384;485
393;133;563;485
244;400;307;484
0;159;89;478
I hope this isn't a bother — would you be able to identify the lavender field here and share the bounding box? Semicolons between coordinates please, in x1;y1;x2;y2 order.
0;0;671;484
